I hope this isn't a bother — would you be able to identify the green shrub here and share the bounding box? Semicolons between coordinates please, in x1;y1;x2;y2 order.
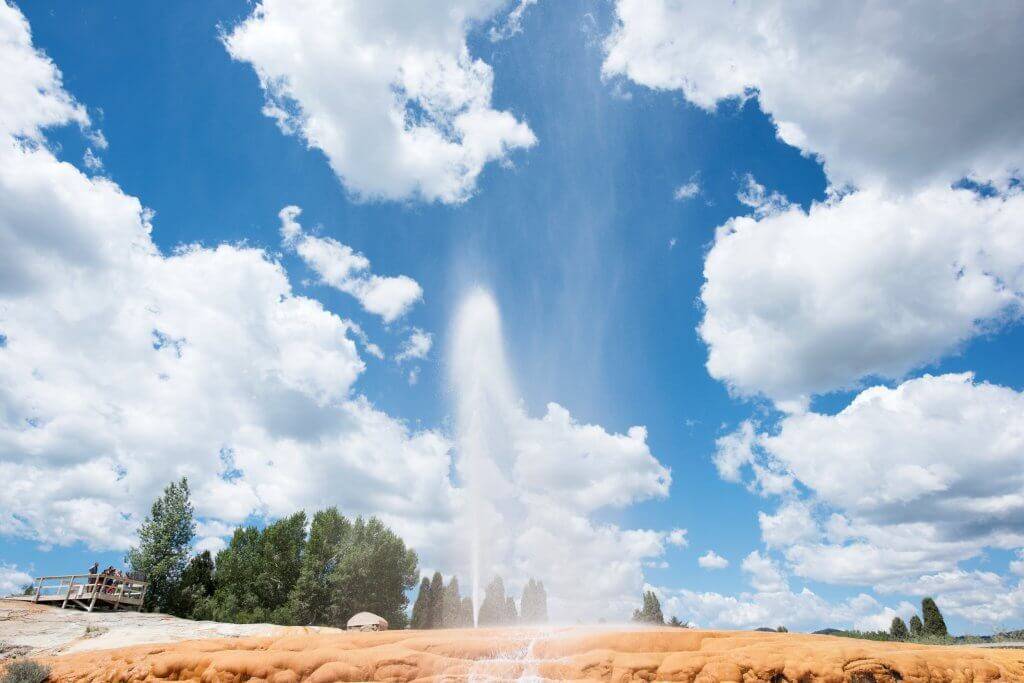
1;659;51;683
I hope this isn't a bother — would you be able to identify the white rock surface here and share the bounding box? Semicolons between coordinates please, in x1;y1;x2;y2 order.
0;599;307;657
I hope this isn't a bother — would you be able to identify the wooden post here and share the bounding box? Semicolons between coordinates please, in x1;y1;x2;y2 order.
113;578;123;611
87;579;99;613
137;582;147;612
61;576;74;609
33;578;41;604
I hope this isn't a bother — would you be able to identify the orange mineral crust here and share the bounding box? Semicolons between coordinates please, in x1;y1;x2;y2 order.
27;626;1024;683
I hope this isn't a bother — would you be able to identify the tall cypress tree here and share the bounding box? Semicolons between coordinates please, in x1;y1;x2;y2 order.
921;597;948;637
632;590;664;624
505;596;518;624
427;572;445;628
909;614;924;637
520;579;548;623
478;576;507;626
890;616;909;640
442;576;463;628
410;576;432;629
460;596;475;627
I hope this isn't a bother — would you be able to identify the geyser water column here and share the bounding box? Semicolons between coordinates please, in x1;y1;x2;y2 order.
449;288;522;625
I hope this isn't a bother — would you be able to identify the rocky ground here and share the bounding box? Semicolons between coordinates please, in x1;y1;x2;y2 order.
0;599;291;658
4;601;1024;681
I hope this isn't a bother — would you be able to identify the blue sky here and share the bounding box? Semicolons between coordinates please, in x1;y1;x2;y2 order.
2;1;1023;633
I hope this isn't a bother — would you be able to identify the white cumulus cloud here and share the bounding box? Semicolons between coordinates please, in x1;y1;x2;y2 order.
279;205;422;323
604;0;1024;191
697;550;728;570
395;328;433;363
224;0;537;204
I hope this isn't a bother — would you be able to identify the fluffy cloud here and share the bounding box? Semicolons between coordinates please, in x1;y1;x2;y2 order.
0;563;33;596
224;0;536;204
606;3;1024;405
280;206;422;322
395;328;433;363
697;550;728;570
657;556;912;631
717;374;1024;623
0;6;677;622
700;183;1024;404
879;571;1024;627
0;3;455;557
604;1;1024;191
673;179;700;202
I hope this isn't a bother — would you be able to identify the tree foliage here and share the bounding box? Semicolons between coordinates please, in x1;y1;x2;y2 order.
520;579;548;624
172;550;215;617
632;590;665;625
478;576;512;626
125;477;195;612
290;508;351;626
921;597;948;637
890;616;909;640
201;512;307;624
427;571;445;628
410;576;432;629
909;614;924;637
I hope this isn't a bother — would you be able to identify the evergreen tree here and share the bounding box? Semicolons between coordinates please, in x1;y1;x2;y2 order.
909;614;924;637
890;616;909;640
631;590;665;625
921;597;948;637
125;478;195;612
427;571;445;628
520;579;549;624
172;550;215;618
460;596;475;627
478;576;508;626
410;577;432;629
504;596;518;624
442;576;464;628
290;508;351;626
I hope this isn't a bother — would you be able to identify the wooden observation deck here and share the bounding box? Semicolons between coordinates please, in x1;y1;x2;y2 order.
13;574;148;612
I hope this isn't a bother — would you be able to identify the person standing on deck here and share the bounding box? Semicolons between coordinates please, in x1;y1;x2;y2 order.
87;562;99;587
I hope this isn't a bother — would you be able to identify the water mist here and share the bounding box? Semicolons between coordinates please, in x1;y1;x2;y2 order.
449;287;521;625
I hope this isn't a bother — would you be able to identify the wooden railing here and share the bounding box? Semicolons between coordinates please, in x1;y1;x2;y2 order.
32;573;148;610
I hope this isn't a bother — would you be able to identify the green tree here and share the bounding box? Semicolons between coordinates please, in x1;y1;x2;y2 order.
631;590;665;625
921;597;948;637
410;576;432;629
460;596;475;627
207;512;307;623
909;614;924;637
427;571;445;628
172;550;215;618
478;576;508;626
290;508;351;626
442;576;465;628
890;616;909;640
326;516;418;628
125;478;195;612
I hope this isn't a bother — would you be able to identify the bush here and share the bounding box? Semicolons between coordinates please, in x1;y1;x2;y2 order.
1;659;51;683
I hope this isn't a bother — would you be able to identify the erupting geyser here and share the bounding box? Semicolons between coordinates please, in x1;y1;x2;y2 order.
449;288;521;625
